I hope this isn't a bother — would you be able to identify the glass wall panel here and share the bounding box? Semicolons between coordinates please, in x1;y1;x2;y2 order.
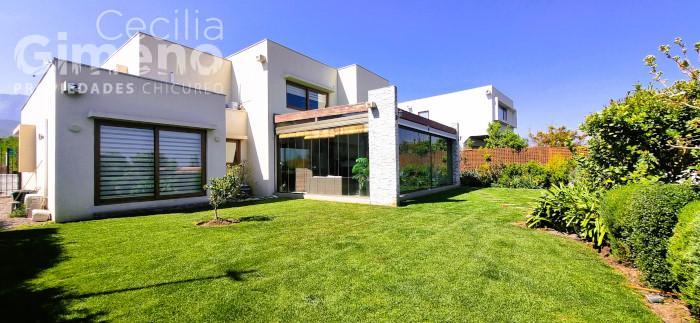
276;132;369;196
399;126;455;194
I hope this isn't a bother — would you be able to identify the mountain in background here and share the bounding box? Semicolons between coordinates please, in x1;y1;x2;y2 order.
0;94;26;136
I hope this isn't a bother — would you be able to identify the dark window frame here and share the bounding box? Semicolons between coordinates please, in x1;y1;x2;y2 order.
94;119;207;206
286;80;329;111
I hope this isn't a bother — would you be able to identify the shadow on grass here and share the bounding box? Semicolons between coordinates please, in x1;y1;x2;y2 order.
94;197;290;221
400;186;483;206
0;228;106;321
70;269;257;300
239;215;274;222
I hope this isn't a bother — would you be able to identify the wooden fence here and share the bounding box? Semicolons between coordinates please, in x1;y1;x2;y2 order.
460;147;585;172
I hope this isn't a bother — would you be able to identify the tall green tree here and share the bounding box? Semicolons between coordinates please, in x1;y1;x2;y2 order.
484;121;528;151
529;125;585;149
581;37;700;187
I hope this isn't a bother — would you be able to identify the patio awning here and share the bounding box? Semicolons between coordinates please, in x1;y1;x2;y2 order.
278;124;368;139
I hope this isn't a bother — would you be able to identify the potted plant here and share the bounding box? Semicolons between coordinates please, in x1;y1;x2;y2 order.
352;157;369;196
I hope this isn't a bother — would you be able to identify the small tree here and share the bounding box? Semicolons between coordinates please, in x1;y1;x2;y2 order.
204;167;242;221
529;125;585;149
352;157;369;195
484;121;528;151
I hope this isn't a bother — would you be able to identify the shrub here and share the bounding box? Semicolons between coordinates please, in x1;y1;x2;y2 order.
204;166;243;221
352;157;369;195
484;121;528;151
460;170;485;187
546;155;575;186
527;182;607;247
496;162;549;189
598;185;640;262
600;183;697;290
668;201;700;316
9;204;26;218
580;81;700;187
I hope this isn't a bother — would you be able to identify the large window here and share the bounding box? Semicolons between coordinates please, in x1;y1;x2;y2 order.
499;104;508;121
95;121;206;204
277;132;369;196
286;81;328;110
399;127;454;193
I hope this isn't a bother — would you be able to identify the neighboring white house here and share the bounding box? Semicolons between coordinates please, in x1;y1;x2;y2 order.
15;32;493;222
398;85;517;146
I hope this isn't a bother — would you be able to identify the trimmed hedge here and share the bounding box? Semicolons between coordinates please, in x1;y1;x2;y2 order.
600;183;697;290
668;201;700;316
599;185;639;262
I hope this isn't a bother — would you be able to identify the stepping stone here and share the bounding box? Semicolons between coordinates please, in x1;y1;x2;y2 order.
645;294;665;304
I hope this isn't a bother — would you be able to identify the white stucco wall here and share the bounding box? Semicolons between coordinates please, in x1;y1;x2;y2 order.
102;33;232;101
398;85;517;145
49;59;226;222
354;65;390;103
101;34;141;76
138;34;232;101
228;39;341;196
19;64;57;215
337;66;357;105
228;40;270;195
337;65;389;105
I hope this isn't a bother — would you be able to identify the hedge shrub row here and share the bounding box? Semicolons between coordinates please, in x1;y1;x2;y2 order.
461;158;574;189
600;183;697;290
668;201;700;316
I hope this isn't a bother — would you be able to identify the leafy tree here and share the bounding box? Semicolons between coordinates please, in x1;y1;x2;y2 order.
204;166;242;221
529;125;585;149
581;83;700;187
0;136;18;172
484;121;528;151
580;37;700;187
644;37;700;152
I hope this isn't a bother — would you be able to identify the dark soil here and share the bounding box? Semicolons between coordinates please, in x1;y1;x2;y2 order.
196;218;241;227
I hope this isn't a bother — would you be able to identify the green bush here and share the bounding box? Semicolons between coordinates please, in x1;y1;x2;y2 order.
460;163;504;188
600;183;697;290
9;204;26;218
460;170;485;187
668;201;700;316
496;162;549;189
527;182;607;247
581;82;700;187
546;155;575;186
598;185;640;262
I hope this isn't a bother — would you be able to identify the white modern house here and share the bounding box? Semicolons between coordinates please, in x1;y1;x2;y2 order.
398;85;517;147
14;32;512;222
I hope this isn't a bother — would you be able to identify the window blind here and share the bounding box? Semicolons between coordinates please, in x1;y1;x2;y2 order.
158;130;203;196
98;125;155;200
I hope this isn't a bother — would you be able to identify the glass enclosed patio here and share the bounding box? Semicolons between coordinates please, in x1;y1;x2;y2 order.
277;132;369;196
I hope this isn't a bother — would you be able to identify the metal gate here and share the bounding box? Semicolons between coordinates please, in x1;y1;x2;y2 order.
0;147;19;196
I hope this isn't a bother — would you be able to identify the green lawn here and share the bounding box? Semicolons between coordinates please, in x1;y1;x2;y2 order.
0;188;657;322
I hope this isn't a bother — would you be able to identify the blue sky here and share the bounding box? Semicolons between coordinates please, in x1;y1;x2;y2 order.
1;0;699;136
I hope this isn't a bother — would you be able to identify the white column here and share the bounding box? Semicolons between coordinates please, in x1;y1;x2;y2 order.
368;86;399;206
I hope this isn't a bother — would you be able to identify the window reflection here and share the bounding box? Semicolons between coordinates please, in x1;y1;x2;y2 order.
277;132;369;196
399;127;454;193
